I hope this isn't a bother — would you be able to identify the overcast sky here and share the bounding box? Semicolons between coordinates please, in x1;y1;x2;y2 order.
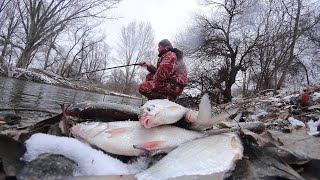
105;0;201;44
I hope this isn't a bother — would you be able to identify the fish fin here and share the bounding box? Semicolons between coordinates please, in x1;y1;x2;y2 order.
184;110;198;123
133;141;175;156
132;146;151;155
210;108;240;125
197;93;212;123
133;141;165;151
167;106;179;110
105;128;127;137
231;136;240;149
149;147;177;156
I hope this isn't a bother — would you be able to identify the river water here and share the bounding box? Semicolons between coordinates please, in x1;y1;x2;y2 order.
0;76;142;113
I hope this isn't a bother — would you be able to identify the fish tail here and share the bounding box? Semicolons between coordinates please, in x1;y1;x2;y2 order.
197;93;212;122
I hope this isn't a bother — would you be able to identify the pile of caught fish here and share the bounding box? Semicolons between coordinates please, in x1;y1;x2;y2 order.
6;94;251;180
65;94;246;179
2;85;320;179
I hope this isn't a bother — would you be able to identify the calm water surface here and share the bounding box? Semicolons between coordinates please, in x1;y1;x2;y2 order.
0;76;142;112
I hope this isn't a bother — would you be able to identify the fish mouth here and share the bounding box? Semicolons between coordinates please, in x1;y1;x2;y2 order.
139;114;152;128
144;118;150;128
70;121;101;137
70;124;82;137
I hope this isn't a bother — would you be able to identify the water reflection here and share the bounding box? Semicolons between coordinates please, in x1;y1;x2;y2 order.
0;76;142;112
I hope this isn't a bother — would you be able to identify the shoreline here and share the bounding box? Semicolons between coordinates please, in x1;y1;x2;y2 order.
0;68;142;100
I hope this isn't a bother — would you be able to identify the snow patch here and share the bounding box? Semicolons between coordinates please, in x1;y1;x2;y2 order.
23;133;148;176
256;110;268;118
307;120;320;136
288;117;305;127
312;92;320;101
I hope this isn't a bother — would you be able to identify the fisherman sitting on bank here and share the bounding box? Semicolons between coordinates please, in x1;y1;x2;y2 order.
138;39;188;101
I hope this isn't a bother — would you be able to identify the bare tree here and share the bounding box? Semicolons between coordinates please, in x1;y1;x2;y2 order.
180;0;262;102
105;68;125;92
13;0;120;69
275;0;301;89
64;30;104;78
115;21;155;94
52;24;105;78
250;0;320;91
247;0;290;92
0;0;20;72
179;0;320;100
41;32;60;70
305;24;320;83
82;42;110;82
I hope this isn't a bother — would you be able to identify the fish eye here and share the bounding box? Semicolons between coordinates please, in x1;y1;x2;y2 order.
146;104;156;112
148;105;156;111
81;121;100;130
84;121;96;125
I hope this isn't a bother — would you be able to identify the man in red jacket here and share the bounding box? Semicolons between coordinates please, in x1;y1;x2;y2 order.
138;39;188;101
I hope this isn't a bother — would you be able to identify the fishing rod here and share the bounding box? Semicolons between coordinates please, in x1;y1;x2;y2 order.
71;63;139;76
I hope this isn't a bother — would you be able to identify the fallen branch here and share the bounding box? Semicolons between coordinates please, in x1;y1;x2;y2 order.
0;108;60;114
205;122;266;136
18;113;63;142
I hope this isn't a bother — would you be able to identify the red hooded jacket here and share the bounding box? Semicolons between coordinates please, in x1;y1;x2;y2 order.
139;48;188;100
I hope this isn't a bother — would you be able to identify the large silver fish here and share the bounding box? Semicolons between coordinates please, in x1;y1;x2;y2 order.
135;133;243;180
139;94;239;131
64;101;140;122
71;121;203;156
138;99;189;128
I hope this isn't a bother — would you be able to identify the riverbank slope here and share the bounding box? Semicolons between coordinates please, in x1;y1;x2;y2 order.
1;68;139;100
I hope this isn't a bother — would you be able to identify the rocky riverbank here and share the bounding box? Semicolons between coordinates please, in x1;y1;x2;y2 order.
0;82;320;179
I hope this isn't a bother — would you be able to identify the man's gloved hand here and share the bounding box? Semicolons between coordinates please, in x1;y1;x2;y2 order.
138;61;149;67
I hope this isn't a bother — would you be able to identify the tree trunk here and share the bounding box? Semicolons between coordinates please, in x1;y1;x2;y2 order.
16;46;33;68
299;61;310;85
222;85;232;103
0;45;8;72
43;47;52;70
275;0;301;90
242;71;247;97
0;56;7;73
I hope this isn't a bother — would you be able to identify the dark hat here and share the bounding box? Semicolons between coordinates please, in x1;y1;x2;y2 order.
158;39;172;47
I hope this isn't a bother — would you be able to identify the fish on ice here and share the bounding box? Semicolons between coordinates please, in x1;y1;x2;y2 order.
23;133;146;176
